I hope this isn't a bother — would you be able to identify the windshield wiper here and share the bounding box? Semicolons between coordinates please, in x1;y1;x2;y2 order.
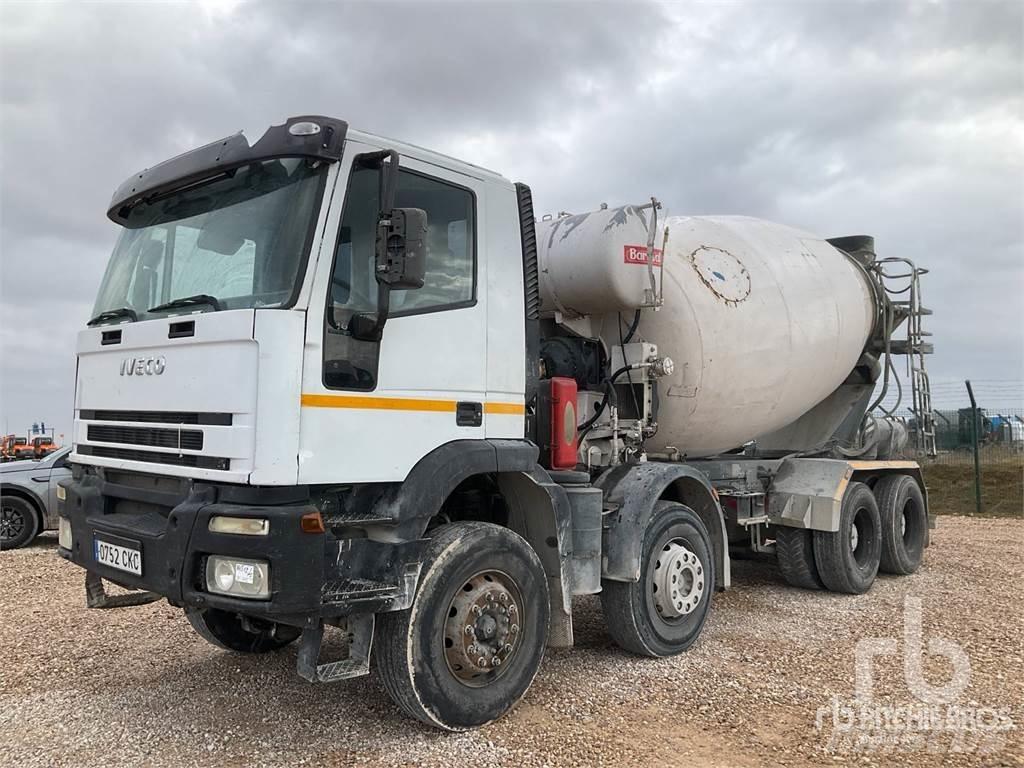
87;307;138;326
148;294;223;314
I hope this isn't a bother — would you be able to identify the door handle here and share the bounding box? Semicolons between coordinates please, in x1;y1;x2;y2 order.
456;402;483;427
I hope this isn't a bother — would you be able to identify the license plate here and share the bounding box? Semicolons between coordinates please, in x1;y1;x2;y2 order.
94;538;142;576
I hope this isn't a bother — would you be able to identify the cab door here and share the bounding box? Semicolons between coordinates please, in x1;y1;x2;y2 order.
298;148;487;484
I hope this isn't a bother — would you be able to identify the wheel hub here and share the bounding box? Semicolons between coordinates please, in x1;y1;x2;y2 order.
652;540;705;619
850;520;860;552
444;570;523;687
1;505;24;541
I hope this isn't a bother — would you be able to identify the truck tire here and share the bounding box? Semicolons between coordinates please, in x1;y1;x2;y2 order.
600;501;714;657
374;521;549;731
774;526;823;590
185;608;301;653
874;474;927;575
1;496;39;550
812;482;881;594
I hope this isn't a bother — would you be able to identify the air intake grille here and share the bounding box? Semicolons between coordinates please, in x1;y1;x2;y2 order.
76;445;229;471
79;410;232;426
87;424;203;451
515;182;540;321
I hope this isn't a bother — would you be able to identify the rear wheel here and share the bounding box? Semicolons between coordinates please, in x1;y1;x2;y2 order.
874;474;927;575
601;501;714;657
374;522;549;731
774;526;823;590
813;482;881;594
1;497;39;550
185;608;301;653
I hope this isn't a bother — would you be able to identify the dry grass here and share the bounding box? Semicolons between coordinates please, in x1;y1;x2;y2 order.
923;457;1024;518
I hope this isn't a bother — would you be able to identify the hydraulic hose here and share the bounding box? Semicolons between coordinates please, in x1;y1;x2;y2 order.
577;364;645;439
622;309;641;344
578;380;617;438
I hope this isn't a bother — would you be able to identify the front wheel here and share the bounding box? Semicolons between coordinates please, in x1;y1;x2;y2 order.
601;501;714;657
185;608;301;653
374;522;550;731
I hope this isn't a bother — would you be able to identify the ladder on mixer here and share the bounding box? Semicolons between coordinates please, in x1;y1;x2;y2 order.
874;258;938;457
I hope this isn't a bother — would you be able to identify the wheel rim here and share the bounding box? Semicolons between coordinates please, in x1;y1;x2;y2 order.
443;570;524;688
1;504;25;543
652;538;705;619
850;505;875;567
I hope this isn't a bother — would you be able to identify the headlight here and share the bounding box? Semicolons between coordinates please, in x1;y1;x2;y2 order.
205;556;270;600
58;517;73;549
56;484;66;501
208;516;269;536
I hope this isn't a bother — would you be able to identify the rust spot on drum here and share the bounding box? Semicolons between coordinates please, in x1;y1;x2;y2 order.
688;245;751;305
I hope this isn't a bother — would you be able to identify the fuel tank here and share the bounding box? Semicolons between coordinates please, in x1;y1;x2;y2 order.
536;213;877;457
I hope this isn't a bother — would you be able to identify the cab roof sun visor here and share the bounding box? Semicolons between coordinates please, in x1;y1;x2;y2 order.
107;115;348;225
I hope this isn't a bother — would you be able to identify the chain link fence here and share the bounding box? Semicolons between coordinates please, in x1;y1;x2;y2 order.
889;406;1023;517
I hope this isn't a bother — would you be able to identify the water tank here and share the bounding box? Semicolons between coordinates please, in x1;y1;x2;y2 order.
536;213;878;457
538;205;659;315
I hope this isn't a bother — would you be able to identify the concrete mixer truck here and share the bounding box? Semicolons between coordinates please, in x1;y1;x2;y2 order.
58;116;936;730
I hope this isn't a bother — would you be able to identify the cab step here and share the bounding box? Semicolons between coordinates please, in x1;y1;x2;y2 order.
321;509;397;528
85;572;162;609
321;577;402;604
297;615;374;683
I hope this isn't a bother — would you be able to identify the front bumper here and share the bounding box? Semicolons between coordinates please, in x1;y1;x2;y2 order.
58;468;419;628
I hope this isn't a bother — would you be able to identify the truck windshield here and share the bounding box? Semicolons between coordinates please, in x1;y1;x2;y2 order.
92;158;326;322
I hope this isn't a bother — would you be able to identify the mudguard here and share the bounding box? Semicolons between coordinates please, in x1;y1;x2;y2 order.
366;439;539;540
596;462;730;589
363;439;577;647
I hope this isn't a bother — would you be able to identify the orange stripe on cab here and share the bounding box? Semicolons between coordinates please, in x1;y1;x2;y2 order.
300;394;524;415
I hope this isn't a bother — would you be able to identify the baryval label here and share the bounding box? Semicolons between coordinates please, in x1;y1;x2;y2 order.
623;245;663;266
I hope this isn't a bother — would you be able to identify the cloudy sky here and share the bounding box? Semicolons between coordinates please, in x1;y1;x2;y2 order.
1;0;1022;439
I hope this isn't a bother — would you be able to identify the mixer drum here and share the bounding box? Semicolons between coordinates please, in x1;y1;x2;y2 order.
539;212;878;457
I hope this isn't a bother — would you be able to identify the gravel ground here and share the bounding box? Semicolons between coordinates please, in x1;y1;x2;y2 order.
2;517;1021;768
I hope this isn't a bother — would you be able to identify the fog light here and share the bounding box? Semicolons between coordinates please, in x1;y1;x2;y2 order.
209;516;269;536
205;556;270;600
58;517;73;550
56;484;66;501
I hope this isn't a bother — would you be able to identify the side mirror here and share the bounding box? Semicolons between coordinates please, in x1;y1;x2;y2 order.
375;207;427;289
346;150;428;342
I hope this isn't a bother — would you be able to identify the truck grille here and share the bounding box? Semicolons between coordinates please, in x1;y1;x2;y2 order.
78;410;234;472
76;445;229;471
79;409;232;426
87;424;204;451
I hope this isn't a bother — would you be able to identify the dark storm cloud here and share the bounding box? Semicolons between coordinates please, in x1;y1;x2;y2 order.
1;0;1021;435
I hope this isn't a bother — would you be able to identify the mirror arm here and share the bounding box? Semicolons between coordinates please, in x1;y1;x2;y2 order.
356;150;400;340
348;279;392;342
369;281;392;341
379;150;399;214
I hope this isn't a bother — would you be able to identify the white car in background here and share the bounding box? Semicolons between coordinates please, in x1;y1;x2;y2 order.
0;447;71;549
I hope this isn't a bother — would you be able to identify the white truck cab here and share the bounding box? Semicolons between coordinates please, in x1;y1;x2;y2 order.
75;120;526;486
